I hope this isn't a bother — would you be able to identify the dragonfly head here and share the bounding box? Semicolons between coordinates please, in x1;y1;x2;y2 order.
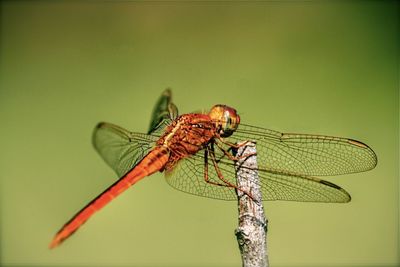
208;105;240;137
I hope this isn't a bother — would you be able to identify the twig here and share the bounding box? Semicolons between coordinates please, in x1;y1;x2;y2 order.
234;141;269;267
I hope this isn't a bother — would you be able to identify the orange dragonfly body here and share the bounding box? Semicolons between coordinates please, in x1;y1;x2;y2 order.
49;90;377;248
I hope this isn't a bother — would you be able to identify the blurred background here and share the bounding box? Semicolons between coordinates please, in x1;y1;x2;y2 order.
0;1;398;267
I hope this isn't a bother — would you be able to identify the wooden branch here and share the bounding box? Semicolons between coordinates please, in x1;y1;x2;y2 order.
234;141;269;267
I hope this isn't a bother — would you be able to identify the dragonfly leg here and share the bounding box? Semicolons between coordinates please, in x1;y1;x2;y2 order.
203;148;230;187
208;145;256;201
214;144;230;164
216;137;253;149
215;140;257;161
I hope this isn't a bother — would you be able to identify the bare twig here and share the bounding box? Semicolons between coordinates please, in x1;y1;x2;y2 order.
234;141;269;267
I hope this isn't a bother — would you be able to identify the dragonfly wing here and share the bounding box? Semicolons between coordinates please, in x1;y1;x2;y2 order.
92;122;159;177
165;149;350;202
148;88;178;134
165;149;238;200
258;170;351;202
216;158;351;202
149;118;174;137
231;124;377;176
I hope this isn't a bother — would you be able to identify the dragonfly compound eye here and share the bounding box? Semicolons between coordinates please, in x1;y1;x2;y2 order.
208;105;240;137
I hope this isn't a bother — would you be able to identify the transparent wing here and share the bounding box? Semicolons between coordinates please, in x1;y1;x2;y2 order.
148;118;174;137
165;150;237;200
228;124;377;176
148;88;178;134
93;122;159;177
165;146;350;202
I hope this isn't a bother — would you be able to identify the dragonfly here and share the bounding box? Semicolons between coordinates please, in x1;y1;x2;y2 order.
49;89;377;248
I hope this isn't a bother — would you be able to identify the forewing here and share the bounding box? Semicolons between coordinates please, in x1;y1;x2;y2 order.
165;147;350;202
230;124;377;176
148;88;178;134
93;122;158;177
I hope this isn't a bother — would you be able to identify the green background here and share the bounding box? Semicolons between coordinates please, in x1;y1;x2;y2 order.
0;1;398;267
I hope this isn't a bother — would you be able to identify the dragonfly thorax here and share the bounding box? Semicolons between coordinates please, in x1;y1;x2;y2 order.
208;105;240;138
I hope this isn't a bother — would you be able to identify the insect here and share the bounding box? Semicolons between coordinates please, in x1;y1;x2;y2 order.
49;89;377;248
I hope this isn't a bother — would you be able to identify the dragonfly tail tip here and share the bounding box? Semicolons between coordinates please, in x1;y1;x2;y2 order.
49;237;61;249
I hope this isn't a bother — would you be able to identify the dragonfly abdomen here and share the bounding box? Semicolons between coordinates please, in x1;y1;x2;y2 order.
49;147;169;249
